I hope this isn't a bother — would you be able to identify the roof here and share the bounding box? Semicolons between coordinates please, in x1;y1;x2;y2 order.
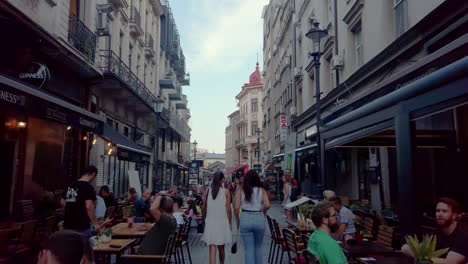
228;110;240;118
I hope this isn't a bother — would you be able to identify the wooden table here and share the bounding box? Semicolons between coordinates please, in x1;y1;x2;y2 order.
93;239;135;264
111;223;153;238
357;254;413;264
340;241;395;257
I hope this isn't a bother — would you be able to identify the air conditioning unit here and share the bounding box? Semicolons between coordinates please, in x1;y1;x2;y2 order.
293;67;300;77
331;55;344;69
96;12;110;36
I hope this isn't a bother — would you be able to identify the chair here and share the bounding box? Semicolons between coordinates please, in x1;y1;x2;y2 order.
301;233;311;245
362;216;376;239
376;225;398;249
36;216;57;240
121;233;177;264
282;228;306;262
178;218;192;264
303;249;320;264
105;206;116;218
122;205;133;219
272;219;289;264
266;215;277;264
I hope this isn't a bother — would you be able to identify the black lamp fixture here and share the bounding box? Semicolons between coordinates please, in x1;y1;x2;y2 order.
155;95;164;112
305;22;328;190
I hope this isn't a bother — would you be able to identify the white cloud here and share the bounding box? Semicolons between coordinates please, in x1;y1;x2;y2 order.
183;0;270;73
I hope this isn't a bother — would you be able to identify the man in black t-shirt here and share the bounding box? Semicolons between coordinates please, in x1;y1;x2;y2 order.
61;166;99;236
402;198;468;263
138;195;177;255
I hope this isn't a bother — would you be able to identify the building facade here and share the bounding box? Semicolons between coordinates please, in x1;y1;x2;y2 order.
0;0;191;221
225;62;264;177
262;0;468;233
225;110;240;170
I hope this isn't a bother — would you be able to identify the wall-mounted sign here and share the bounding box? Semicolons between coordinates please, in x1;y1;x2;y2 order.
18;62;50;89
0;89;26;106
279;114;288;142
305;125;317;139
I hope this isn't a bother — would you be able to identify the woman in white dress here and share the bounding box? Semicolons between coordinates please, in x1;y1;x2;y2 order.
202;171;232;264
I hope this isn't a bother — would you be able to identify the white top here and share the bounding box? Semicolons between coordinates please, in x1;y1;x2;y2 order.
202;187;232;245
95;195;106;218
173;212;185;225
241;187;264;211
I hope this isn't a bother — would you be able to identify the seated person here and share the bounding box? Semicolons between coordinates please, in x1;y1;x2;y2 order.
134;189;151;218
38;230;93;264
99;186;117;208
172;196;185;226
307;201;348;264
402;198;468;264
329;197;356;236
127;187;138;203
138;195;177;255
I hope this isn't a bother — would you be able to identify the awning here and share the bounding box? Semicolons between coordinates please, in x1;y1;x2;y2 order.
295;144;317;152
101;124;151;162
224;164;247;175
264;163;275;172
0;74;104;133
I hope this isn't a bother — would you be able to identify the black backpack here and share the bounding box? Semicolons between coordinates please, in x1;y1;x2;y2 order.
289;185;298;202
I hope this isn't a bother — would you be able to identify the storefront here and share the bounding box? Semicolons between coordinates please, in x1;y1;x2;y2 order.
95;124;151;199
0;75;104;221
321;54;468;234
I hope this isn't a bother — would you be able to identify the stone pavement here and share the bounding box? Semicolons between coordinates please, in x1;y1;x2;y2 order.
185;201;290;264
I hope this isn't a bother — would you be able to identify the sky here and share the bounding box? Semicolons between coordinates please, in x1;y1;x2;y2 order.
170;0;270;153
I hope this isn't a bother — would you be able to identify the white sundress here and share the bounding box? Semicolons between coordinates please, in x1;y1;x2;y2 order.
202;187;232;245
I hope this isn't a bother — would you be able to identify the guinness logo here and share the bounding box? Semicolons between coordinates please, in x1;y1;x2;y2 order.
19;62;51;88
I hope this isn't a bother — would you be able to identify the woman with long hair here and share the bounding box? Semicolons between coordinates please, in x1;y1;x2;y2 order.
202;171;232;264
282;173;294;220
234;170;271;264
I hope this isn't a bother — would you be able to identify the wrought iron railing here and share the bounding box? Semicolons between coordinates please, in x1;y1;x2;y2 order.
68;14;97;62
99;50;157;111
130;7;141;27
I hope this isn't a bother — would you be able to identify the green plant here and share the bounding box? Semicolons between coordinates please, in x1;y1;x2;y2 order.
405;235;448;263
297;204;314;219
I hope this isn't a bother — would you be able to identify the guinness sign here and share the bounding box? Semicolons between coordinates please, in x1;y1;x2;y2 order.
19;62;50;88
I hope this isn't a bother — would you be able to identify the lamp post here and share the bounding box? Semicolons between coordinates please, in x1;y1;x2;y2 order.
305;22;328;189
255;127;262;174
193;140;198;184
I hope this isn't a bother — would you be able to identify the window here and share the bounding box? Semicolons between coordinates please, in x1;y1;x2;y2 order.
251;98;258;112
394;0;408;37
354;27;363;68
251;121;258;136
124;127;129;137
115;122;119;132
106;118;113;127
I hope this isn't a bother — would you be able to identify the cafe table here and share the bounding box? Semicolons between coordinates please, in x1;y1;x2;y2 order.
93;238;135;264
111;223;153;238
356;254;413;264
340;240;395;257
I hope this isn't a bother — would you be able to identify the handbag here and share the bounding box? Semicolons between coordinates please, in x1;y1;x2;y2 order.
231;225;238;254
198;188;209;234
197;220;205;233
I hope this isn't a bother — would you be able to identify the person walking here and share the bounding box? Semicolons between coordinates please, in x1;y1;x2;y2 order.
282;174;293;220
202;171;232;264
234;170;271;264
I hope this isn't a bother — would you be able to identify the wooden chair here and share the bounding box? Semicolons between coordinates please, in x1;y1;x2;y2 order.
282;228;306;262
272;219;289;264
105;206;116;218
301;233;311;245
303;249;320;264
376;225;398;249
122;205;133;219
121;233;177;264
362;216;376;239
178;218;192;264
266;215;277;264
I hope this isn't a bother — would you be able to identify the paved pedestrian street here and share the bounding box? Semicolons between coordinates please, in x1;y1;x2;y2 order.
186;201;289;264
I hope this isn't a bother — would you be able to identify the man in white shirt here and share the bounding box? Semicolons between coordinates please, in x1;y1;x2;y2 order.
95;193;107;218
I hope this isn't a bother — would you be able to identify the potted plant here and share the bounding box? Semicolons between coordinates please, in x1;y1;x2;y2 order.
405;235;448;264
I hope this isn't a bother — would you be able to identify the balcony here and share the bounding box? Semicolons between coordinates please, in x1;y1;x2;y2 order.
180;73;190;86
176;103;187;109
99;50;157;111
145;34;155;59
129;7;143;38
68;14;97;62
169;93;182;101
108;0;128;9
169;112;191;141
159;78;175;89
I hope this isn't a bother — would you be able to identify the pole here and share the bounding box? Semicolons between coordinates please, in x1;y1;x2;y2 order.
257;136;260;174
314;55;323;188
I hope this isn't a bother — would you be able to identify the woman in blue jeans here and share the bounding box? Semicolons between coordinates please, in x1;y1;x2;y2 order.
234;170;271;264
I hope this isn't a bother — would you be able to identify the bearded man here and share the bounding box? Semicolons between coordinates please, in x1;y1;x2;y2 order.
307;201;348;264
402;198;468;264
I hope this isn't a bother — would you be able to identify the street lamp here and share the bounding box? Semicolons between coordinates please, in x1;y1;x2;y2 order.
255;127;262;174
305;22;328;190
154;95;164;112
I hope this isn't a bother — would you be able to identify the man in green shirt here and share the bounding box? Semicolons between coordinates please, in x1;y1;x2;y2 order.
307;201;348;264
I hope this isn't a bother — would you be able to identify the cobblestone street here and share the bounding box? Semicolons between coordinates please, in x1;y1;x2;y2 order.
185;201;289;264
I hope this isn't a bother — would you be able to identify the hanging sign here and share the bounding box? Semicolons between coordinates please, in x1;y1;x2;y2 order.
280;114;288;142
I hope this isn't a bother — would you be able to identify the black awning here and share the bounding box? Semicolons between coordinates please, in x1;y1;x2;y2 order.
0;74;104;133
102;124;151;162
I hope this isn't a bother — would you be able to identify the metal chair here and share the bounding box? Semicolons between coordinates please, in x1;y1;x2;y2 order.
303;249;320;264
282;228;306;262
121;233;177;264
